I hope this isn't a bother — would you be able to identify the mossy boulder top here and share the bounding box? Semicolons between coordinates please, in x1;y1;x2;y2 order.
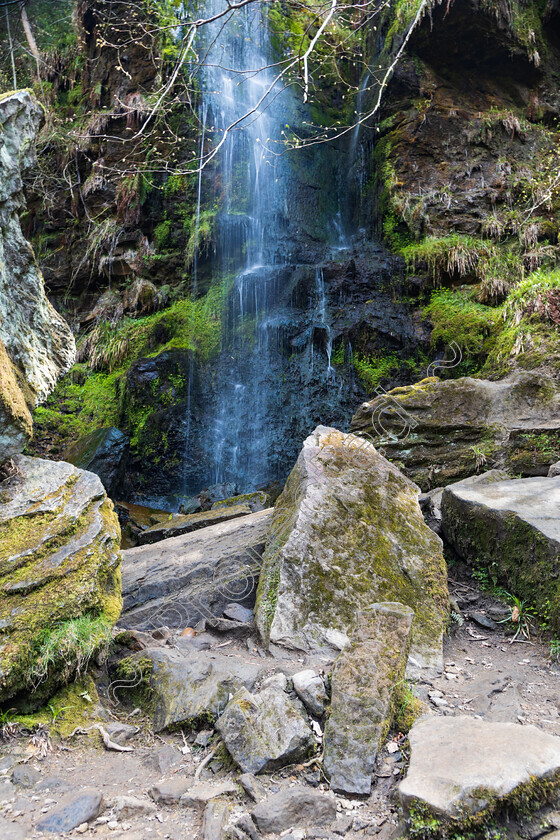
400;716;560;821
0;454;121;708
351;372;560;491
254;425;449;678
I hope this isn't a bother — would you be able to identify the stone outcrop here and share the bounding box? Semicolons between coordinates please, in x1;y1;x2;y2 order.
351;373;560;491
400;717;560;823
323;602;414;795
254;426;449;677
0;455;121;708
114;646;264;732
119;509;272;630
216;685;315;774
0;91;75;412
441;472;560;631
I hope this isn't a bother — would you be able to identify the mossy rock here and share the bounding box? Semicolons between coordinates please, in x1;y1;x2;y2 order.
0;455;121;710
441;473;560;631
351;372;560;490
255;426;449;678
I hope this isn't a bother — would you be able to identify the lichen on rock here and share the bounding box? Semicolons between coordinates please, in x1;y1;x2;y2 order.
0;454;121;709
254;425;449;678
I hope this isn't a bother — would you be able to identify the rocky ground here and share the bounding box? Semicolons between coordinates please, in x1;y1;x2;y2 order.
1;570;559;840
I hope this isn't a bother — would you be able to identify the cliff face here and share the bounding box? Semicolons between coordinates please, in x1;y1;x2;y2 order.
0;90;75;461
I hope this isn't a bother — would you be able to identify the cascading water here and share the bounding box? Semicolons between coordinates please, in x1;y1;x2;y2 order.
196;1;309;490
169;1;370;503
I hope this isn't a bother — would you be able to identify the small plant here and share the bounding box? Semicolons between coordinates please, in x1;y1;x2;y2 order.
549;638;560;661
498;593;533;642
48;704;72;725
470;444;488;472
0;708;19;741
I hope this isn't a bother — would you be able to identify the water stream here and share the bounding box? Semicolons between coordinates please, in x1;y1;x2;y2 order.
173;0;365;501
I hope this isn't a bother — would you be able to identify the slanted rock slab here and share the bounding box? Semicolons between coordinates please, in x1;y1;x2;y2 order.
149;778;191;804
35;788;103;833
120;508;272;630
351;372;560;489
251;788;337;834
254;426;448;677
216;686;315;774
400;716;560;821
324;602;414;795
138;504;253;545
441;474;560;630
0;455;121;708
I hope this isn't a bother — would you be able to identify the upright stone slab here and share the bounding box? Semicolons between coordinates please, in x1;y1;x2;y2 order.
254;426;448;676
323;602;414;795
441;474;560;630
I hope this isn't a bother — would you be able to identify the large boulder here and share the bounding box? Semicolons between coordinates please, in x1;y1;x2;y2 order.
441;473;560;631
254;426;449;677
400;717;560;823
0;455;121;708
350;372;560;491
323;602;414;795
120;508;273;630
0;92;75;408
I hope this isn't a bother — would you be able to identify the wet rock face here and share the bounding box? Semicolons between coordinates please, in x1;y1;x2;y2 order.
254;426;449;678
441;473;560;631
0;455;121;709
115;254;429;505
351;372;560;491
64;427;128;498
0;91;75;406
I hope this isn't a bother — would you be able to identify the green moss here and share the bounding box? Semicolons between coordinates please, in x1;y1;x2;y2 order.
0;488;121;709
406;770;560;839
15;675;103;739
111;655;155;712
0;339;33;439
423;288;501;372
353;352;400;392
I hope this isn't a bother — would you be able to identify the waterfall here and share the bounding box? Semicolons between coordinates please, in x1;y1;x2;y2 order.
196;0;296;490
170;0;361;502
